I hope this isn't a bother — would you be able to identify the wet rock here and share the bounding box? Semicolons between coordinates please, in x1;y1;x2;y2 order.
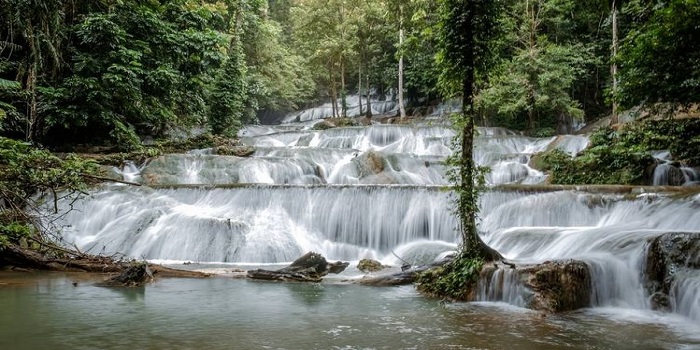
357;259;387;273
520;260;592;313
652;163;686;186
478;260;592;313
216;145;255;157
355;256;453;286
247;252;349;282
312;118;360;130
354;151;385;177
645;232;700;310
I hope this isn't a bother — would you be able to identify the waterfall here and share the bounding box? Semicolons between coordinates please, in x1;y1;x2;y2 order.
56;186;458;263
49;113;700;322
477;268;528;307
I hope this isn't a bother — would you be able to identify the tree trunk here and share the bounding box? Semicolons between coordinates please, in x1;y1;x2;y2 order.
341;58;347;118
366;74;372;118
358;64;363;115
398;4;407;119
610;0;619;125
460;3;503;262
330;61;338;118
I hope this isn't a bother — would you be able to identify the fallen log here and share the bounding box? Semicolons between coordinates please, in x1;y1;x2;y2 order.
0;243;209;278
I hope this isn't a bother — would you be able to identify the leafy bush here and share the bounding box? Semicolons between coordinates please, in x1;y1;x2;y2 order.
0;137;98;246
416;254;484;300
533;119;700;185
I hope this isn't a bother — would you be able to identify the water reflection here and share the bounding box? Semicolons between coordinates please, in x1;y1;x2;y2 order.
0;273;699;350
100;284;146;302
282;282;327;306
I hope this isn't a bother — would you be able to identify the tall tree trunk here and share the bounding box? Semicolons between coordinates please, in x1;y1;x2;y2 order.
340;58;347;118
329;62;338;119
398;4;407;119
366;74;372;118
25;22;38;141
610;0;619;125
358;64;363;116
458;0;502;262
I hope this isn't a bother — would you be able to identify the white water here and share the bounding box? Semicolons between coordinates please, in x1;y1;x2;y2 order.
129;124;588;186
49;114;700;325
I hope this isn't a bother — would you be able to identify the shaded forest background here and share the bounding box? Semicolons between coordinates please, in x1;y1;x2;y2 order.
1;0;698;150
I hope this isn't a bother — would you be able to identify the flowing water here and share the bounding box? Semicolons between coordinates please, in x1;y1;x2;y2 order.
13;116;700;348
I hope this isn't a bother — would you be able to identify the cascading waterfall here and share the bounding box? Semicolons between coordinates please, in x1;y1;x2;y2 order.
50;106;700;322
478;191;700;319
56;186;458;263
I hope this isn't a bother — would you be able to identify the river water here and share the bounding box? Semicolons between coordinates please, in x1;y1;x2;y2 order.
1;272;699;350
5;115;700;348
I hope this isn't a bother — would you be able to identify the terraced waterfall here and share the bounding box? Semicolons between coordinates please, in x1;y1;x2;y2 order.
55;118;700;326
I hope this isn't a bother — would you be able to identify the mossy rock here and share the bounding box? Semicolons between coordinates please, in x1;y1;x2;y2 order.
312;121;335;130
357;259;387;273
645;232;700;310
215;145;255;157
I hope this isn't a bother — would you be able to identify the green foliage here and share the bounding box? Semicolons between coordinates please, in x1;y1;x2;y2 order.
0;137;98;246
0;137;99;206
416;253;484;300
618;0;700;109
208;42;247;137
535;119;700;185
477;0;593;131
0;222;32;248
539;147;654;185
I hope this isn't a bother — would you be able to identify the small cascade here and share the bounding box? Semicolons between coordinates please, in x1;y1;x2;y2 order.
477;268;527;307
651;150;700;186
283;95;399;123
112;161;143;183
671;274;700;320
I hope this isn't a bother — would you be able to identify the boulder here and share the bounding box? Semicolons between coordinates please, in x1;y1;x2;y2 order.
357;258;388;273
479;260;591;313
520;260;592;313
247;252;349;282
645;232;700;310
354;151;385;177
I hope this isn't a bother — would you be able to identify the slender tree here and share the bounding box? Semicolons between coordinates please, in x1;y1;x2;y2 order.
610;0;620;125
438;0;502;260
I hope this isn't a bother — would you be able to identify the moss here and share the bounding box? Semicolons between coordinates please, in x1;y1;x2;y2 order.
357;259;386;273
312;121;334;130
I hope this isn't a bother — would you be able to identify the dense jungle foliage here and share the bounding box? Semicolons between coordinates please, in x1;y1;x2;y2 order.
1;0;698;150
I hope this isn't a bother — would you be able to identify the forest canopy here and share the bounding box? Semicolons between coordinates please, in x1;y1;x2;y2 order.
1;0;698;149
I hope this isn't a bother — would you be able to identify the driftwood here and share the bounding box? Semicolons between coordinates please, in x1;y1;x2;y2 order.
0;243;209;278
99;262;153;287
247;252;349;282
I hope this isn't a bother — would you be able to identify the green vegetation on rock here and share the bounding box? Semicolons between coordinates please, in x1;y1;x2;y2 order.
534;119;700;185
416;254;483;301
